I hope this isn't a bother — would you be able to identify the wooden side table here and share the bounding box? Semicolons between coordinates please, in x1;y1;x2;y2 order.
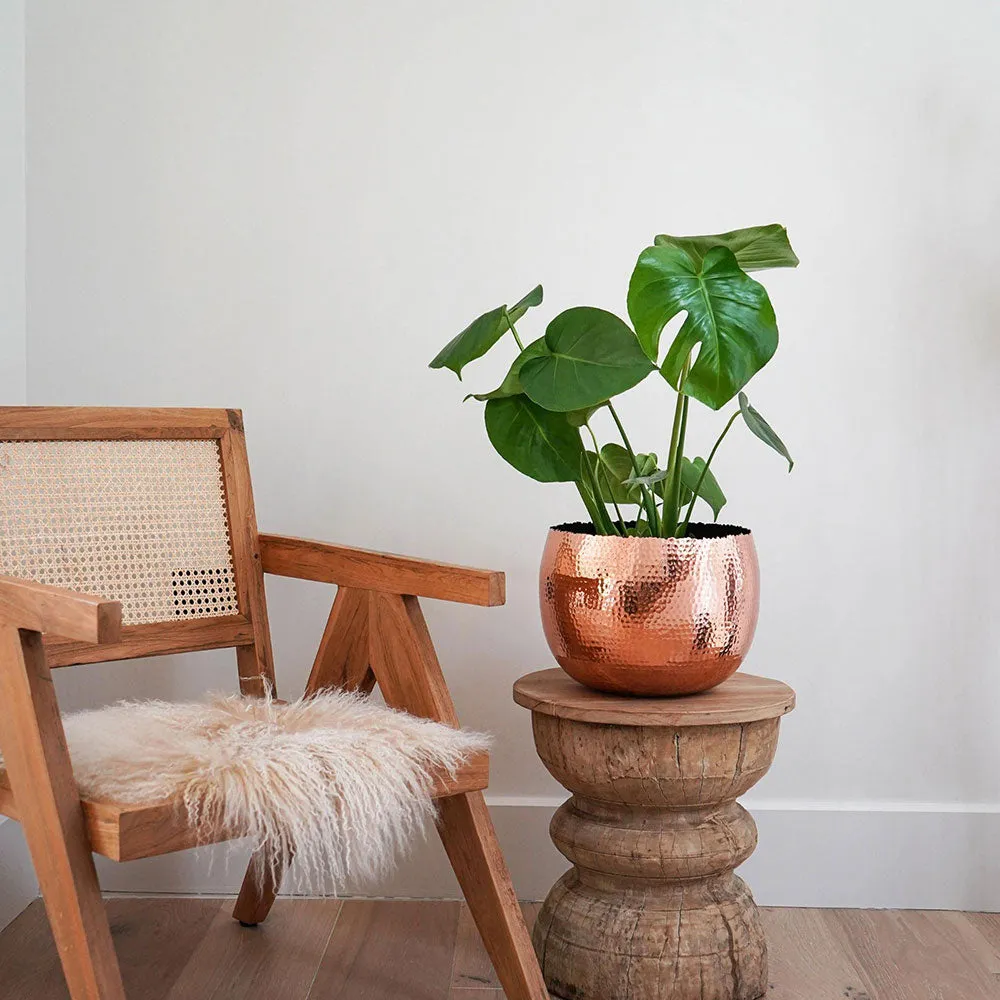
514;669;795;1000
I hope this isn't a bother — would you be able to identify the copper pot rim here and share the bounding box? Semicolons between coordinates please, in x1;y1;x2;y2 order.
549;521;753;545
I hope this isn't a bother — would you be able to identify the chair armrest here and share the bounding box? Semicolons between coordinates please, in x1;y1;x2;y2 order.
259;533;505;607
0;575;123;643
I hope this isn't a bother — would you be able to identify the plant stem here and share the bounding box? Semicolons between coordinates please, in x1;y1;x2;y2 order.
580;453;620;536
607;401;659;534
503;310;526;351
661;357;691;536
585;423;627;534
575;480;606;533
678;409;740;534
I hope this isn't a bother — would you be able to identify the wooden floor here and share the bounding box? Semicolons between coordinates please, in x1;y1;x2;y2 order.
2;898;1000;999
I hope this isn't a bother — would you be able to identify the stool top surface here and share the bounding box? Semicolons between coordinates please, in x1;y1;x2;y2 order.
513;669;795;726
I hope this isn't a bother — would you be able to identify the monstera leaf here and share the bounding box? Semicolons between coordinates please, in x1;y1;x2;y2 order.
654;224;799;272
430;284;543;379
585;444;658;504
518;307;655;412
680;457;727;520
484;395;582;482
628;244;778;410
739;392;794;471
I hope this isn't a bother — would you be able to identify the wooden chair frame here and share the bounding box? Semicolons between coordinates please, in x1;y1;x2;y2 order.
0;407;547;1000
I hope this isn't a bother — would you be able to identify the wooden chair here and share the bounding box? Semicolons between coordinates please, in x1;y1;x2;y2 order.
0;406;548;1000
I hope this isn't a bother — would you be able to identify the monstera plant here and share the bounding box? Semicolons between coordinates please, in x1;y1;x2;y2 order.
431;224;797;539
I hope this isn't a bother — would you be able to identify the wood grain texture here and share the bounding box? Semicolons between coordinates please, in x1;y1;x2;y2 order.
0;406;237;440
521;674;794;1000
103;897;223;1000
260;533;505;606
0;627;125;1000
218;424;275;700
308;900;459;999
963;911;1000;974
43;616;254;668
0;576;122;644
451;901;539;990
368;591;460;725
0;753;489;862
760;907;872;1000
923;911;1000;976
4;900;1000;1000
514;667;795;726
165;898;341;1000
825;908;1000;1000
305;586;374;695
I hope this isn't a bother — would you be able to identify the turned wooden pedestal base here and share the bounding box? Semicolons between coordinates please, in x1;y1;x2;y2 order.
514;670;795;1000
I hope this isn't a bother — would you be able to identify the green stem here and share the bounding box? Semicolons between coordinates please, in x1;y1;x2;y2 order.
580;453;620;536
585;423;627;534
661;358;691;536
678;409;740;535
575;480;606;533
503;309;526;351
607;401;659;534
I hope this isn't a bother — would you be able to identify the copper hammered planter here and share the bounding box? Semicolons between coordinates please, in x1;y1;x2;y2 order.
539;523;760;696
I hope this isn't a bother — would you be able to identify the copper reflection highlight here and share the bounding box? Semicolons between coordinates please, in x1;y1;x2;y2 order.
539;526;760;696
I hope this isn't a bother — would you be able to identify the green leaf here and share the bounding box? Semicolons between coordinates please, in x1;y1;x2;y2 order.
654;224;799;271
739;392;794;471
507;284;543;325
628;244;779;410
466;337;550;401
484;395;583;483
565;405;601;428
519;307;655;412
619;462;692;508
680;457;727;521
430;284;543;379
623;468;668;491
589;444;656;504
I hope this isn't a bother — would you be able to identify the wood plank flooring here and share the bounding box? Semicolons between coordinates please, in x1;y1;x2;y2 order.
2;898;1000;998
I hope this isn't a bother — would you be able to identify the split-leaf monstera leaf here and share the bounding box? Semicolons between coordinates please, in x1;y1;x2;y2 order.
628;244;778;411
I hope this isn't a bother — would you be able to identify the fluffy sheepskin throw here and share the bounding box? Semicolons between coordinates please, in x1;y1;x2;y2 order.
3;691;488;893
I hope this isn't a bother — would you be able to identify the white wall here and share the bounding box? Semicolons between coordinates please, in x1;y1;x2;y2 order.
2;0;25;405
0;0;37;931
20;1;1000;906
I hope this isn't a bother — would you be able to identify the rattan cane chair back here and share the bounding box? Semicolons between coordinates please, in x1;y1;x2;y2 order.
0;407;273;692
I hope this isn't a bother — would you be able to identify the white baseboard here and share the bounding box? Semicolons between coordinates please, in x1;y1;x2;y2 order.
0;818;38;930
89;797;1000;911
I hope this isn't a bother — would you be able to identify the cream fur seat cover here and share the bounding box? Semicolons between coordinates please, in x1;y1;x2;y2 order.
2;690;488;892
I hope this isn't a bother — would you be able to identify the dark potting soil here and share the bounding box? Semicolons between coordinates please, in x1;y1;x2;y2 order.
551;521;751;539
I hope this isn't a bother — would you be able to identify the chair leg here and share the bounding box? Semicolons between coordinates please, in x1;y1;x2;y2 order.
0;627;126;1000
232;844;284;926
232;586;376;926
437;790;549;1000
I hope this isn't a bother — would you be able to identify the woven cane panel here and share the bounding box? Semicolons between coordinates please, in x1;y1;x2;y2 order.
0;440;239;625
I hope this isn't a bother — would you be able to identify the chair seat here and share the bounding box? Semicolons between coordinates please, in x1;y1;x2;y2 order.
0;751;488;862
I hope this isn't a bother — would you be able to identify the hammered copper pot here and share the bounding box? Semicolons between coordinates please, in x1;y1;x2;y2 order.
539;523;760;696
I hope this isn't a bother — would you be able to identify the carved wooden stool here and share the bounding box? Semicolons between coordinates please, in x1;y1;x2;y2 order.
514;669;795;1000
